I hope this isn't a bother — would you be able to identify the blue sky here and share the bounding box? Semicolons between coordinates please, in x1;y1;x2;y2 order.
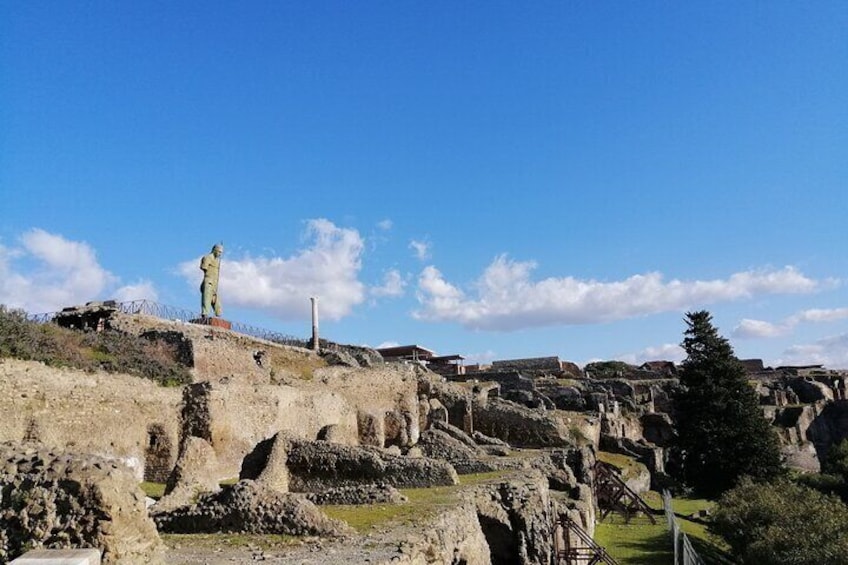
2;2;847;368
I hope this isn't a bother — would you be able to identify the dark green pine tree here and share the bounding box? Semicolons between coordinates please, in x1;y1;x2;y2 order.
673;310;784;497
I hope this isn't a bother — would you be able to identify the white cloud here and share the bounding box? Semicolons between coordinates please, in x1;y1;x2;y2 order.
179;219;365;321
410;239;431;261
0;229;124;313
733;318;789;338
733;307;848;339
377;219;393;231
113;280;159;303
463;350;498;365
616;343;686;365
414;255;821;331
376;341;400;349
370;269;406;298
789;307;848;324
776;333;848;369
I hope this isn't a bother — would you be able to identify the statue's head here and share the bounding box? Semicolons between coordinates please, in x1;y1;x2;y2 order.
212;244;223;257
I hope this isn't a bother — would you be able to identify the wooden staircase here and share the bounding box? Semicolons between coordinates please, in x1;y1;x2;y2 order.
555;515;620;565
593;460;657;524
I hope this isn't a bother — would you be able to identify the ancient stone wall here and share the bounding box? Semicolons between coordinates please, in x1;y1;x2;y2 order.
0;359;181;481
492;356;562;373
109;312;326;386
473;397;573;448
180;382;359;479
0;443;162;564
240;435;459;491
153;480;350;537
313;364;422;445
473;472;555;565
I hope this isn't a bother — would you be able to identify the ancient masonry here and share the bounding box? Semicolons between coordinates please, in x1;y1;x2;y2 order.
3;306;848;563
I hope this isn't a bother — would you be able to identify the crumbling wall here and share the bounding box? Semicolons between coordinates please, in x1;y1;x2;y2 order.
153;480;350;537
382;473;557;565
240;434;459;491
314;364;422;446
179;382;359;479
0;359;180;481
0;443;163;564
492;356;562;373
109;312;325;386
473;397;573;448
473;472;555;565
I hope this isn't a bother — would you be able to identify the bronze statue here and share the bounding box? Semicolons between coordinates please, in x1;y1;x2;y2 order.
200;244;223;317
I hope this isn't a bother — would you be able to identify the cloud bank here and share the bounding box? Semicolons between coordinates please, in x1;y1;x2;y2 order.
414;255;821;331
734;307;848;338
616;343;686;365
0;229;155;313
777;333;848;369
179;219;368;321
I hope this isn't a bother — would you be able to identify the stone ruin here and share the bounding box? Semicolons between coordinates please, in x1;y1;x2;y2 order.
0;443;162;564
7;306;848;563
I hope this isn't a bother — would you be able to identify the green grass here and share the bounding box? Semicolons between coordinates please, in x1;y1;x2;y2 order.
594;491;733;565
597;451;648;482
140;481;166;499
595;514;671;565
457;470;509;484
322;484;458;532
556;378;582;387
323;470;511;532
161;533;301;550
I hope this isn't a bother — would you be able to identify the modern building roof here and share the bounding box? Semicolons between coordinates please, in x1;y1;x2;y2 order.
428;354;465;362
376;345;436;360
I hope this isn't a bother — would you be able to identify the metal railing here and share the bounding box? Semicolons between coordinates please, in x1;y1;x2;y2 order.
662;490;705;565
27;299;311;349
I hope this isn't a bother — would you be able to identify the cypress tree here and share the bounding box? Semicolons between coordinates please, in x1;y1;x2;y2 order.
673;310;784;497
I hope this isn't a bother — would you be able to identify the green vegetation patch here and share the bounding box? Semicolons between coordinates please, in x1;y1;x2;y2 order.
161;533;301;551
0;306;192;386
323;470;511;532
323;485;458;532
583;360;638;379
597;451;647;482
457;470;509;485
266;347;325;381
555;378;582;388
595;514;671;565
140;481;167;500
595;491;731;565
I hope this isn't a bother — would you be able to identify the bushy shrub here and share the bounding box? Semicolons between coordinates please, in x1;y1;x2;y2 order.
0;306;191;386
583;360;637;378
711;478;848;564
794;472;846;500
823;437;848;478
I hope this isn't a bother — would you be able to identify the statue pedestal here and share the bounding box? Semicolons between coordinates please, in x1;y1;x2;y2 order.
191;317;232;330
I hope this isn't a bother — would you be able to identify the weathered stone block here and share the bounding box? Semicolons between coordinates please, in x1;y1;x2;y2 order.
10;548;101;565
0;443;162;564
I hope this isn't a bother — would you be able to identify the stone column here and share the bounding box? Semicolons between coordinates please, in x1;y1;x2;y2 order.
310;297;319;352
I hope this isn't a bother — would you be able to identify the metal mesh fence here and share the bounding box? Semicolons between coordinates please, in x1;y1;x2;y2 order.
663;490;706;565
27;299;310;349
